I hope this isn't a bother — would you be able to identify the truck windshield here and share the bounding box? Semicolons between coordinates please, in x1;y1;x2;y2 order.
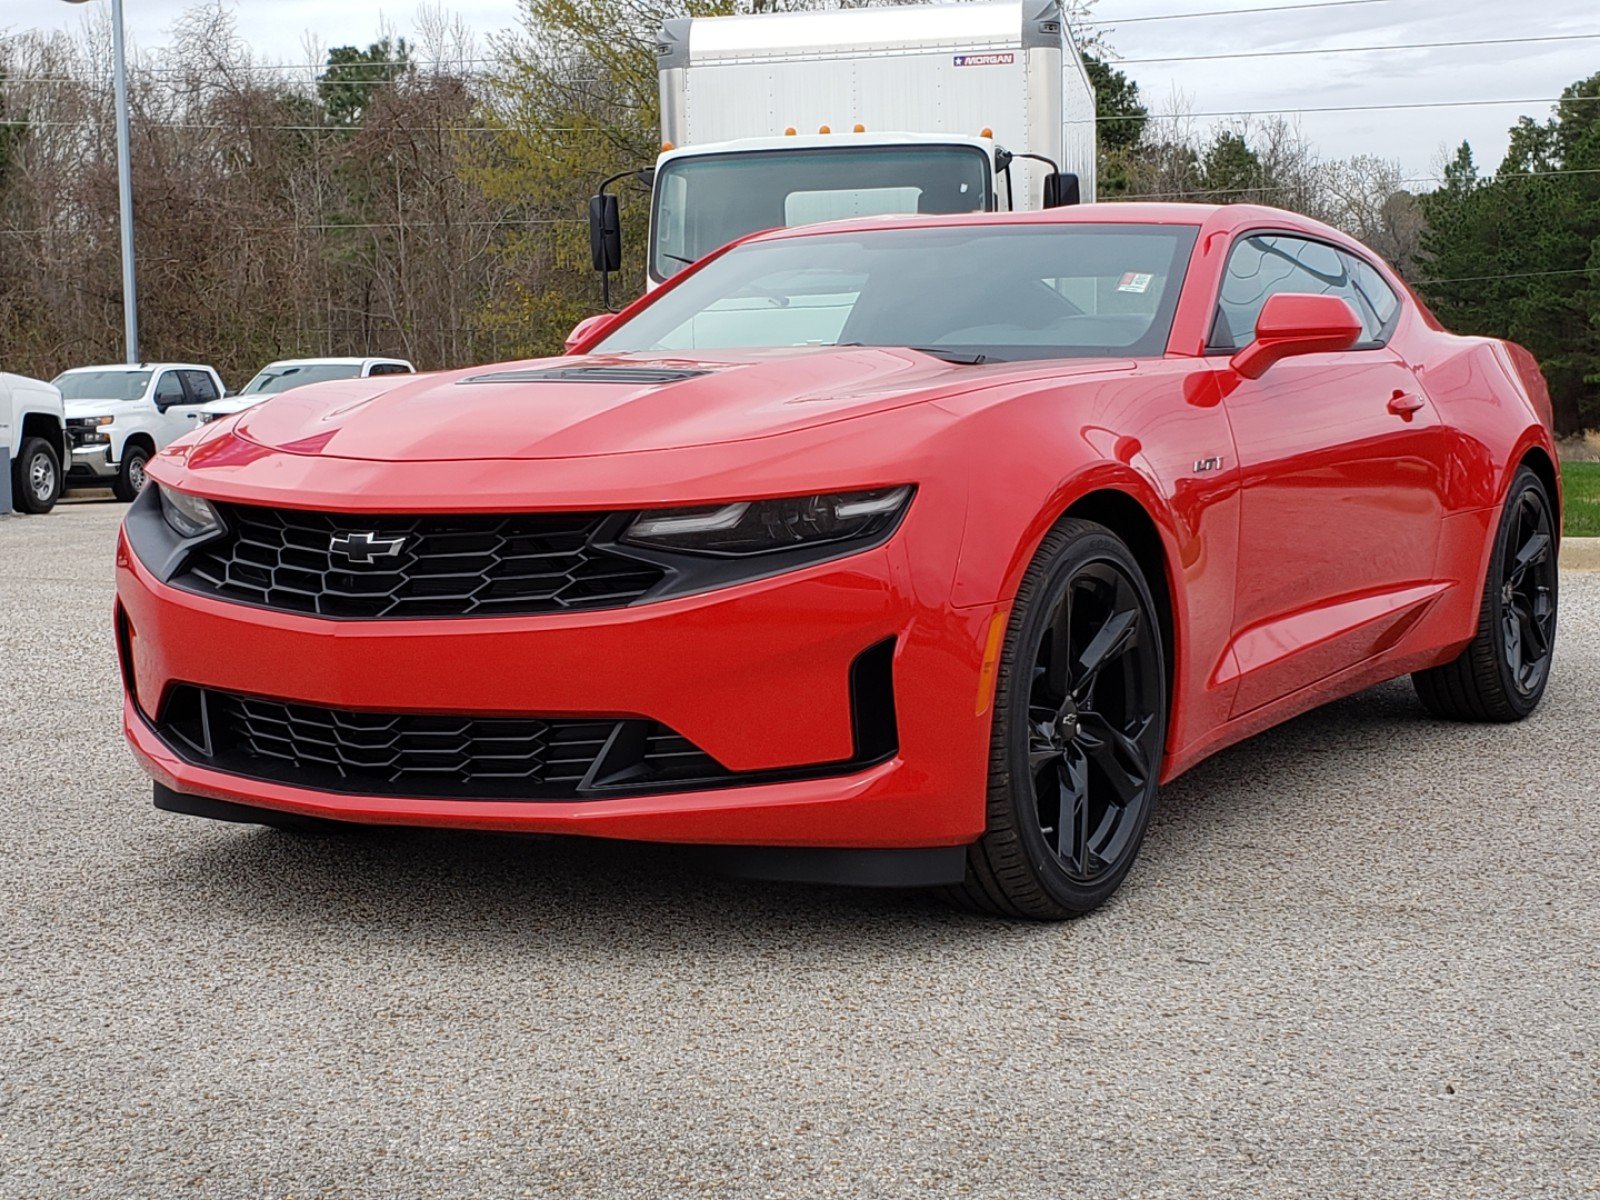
241;363;362;395
53;370;151;402
650;145;991;282
597;223;1199;363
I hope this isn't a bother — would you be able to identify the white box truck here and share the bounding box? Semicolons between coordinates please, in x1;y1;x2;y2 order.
589;0;1096;295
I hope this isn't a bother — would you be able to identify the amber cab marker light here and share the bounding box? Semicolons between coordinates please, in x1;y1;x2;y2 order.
661;141;674;151
784;126;797;136
980;127;993;138
818;124;831;134
854;123;866;133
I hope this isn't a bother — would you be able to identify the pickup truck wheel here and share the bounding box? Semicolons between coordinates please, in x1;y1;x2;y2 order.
112;443;151;502
12;437;62;514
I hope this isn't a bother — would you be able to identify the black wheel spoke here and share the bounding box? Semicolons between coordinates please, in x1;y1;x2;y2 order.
1078;711;1153;807
1056;750;1090;875
1510;531;1551;585
1072;607;1138;702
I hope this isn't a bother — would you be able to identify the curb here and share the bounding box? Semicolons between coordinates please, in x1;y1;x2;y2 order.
1562;537;1600;572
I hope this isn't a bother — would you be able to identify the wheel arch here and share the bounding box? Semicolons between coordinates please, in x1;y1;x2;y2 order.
1515;443;1560;529
1060;488;1179;724
120;430;157;459
20;411;63;442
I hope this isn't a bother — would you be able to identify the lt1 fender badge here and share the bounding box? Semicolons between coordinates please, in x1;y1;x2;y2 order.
329;531;407;564
1193;455;1225;474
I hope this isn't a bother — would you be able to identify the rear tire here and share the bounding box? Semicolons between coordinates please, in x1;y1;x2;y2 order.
1412;466;1557;722
950;519;1167;920
12;437;61;514
112;442;151;502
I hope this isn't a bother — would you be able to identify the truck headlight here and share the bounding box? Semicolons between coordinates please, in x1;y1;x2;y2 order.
156;484;223;540
70;416;114;446
622;486;913;556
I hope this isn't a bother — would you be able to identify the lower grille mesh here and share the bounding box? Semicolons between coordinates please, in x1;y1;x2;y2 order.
157;687;727;800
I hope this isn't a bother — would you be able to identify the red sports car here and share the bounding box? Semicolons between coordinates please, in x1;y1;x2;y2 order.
117;204;1560;919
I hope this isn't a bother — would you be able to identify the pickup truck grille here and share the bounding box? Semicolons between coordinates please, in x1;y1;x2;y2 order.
172;503;664;619
155;686;728;800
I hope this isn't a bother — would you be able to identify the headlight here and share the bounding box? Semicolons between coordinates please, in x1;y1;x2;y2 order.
156;484;223;540
69;416;113;446
622;486;913;556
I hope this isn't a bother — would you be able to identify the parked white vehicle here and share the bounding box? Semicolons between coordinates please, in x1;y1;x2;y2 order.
197;357;415;424
1;370;69;514
55;363;226;501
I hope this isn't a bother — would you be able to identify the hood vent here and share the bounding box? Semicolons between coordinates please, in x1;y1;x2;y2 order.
462;365;712;386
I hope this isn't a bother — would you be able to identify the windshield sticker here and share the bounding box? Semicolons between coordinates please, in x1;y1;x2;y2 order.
954;53;1015;67
1117;272;1154;294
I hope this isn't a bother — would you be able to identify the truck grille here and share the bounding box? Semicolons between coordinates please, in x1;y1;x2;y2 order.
172;504;664;619
156;686;729;800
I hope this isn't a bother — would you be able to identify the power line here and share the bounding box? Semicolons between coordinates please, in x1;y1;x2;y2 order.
1082;0;1390;26
1121;31;1600;66
1082;92;1600;123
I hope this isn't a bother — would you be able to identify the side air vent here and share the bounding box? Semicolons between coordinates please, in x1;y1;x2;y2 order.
461;366;711;386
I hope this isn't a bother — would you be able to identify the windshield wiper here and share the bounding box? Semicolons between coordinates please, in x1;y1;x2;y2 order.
907;346;990;365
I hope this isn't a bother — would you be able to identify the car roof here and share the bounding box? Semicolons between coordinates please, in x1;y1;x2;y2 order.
741;201;1355;247
59;362;217;374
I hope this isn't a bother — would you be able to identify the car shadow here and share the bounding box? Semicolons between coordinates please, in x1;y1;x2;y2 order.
158;677;1438;947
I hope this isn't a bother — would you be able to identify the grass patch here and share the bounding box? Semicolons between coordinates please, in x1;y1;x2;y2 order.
1563;461;1600;537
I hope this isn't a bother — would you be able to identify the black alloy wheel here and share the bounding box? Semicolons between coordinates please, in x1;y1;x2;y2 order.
954;519;1167;919
1413;466;1558;722
1499;484;1557;698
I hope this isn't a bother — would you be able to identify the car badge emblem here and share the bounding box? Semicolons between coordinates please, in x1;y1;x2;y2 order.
328;531;407;564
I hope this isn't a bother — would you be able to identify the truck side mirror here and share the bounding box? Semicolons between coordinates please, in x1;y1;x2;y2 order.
1043;172;1081;209
589;194;622;273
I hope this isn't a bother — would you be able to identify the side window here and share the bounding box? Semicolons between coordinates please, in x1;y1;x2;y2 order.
368;363;412;377
181;370;219;402
1342;251;1401;336
152;371;186;408
1212;234;1388;350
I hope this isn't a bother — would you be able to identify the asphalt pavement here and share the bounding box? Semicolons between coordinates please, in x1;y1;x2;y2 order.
2;498;1596;1199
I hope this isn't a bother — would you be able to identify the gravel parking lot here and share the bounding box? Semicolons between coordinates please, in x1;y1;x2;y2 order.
2;499;1596;1199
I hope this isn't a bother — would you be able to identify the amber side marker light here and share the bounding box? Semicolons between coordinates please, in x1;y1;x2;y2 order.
818;124;831;134
854;123;866;133
974;609;1010;717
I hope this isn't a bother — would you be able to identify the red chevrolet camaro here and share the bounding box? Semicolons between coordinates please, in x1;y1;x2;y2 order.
117;204;1560;919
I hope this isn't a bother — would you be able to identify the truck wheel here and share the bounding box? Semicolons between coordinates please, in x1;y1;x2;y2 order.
12;437;62;514
112;443;151;502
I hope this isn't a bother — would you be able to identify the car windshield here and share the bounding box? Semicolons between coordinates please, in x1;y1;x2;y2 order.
596;222;1200;362
650;146;992;281
53;369;151;402
241;363;362;395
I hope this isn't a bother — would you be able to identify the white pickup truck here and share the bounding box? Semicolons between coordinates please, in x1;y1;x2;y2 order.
1;370;69;515
55;363;226;501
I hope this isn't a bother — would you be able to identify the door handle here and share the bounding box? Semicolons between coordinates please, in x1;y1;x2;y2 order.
1387;391;1426;419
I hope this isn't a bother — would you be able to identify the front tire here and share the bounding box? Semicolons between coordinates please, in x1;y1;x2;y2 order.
12;437;62;514
1412;466;1557;722
953;519;1167;920
112;442;151;502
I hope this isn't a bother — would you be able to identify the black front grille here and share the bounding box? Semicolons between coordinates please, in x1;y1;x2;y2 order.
173;504;665;619
157;686;728;800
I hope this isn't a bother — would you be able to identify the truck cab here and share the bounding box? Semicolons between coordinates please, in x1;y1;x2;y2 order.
591;0;1095;293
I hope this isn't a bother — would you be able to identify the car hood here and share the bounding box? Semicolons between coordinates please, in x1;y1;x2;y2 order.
64;398;143;419
226;348;1118;462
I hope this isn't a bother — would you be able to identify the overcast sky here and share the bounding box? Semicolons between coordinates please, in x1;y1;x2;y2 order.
6;0;1598;179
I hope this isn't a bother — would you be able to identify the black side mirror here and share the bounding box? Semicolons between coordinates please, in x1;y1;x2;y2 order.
589;194;622;273
1043;172;1081;209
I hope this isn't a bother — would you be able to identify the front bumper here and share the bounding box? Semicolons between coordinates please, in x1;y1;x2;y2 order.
117;526;1000;849
69;445;117;480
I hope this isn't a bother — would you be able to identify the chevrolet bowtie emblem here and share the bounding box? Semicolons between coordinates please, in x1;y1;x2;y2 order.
328;531;407;564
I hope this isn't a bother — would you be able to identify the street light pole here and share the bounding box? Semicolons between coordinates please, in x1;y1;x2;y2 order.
65;0;139;364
